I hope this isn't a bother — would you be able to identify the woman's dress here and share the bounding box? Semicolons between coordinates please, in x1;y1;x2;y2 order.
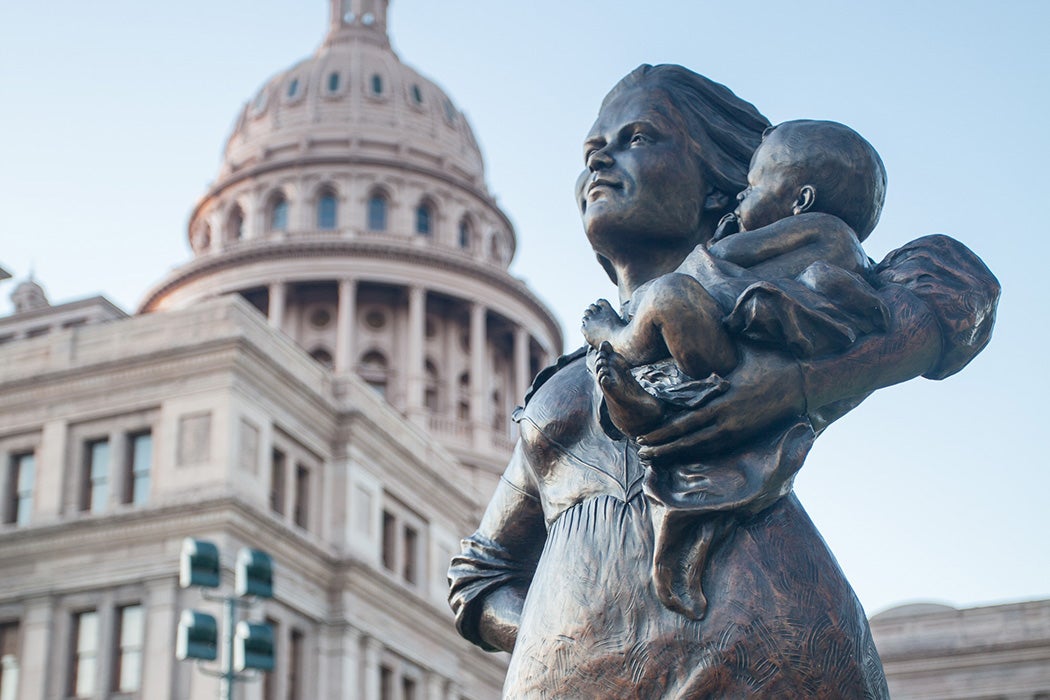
449;235;999;699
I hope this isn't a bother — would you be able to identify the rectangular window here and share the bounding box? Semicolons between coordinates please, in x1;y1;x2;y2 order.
82;440;110;513
293;464;309;530
381;510;396;572
0;621;19;700
69;610;98;698
113;604;143;692
380;664;393;700
402;676;418;700
262;617;278;700
288;628;304;700
125;432;152;505
270;449;286;515
403;525;418;584
5;453;35;526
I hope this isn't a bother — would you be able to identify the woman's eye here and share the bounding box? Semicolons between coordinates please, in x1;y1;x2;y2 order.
630;133;651;146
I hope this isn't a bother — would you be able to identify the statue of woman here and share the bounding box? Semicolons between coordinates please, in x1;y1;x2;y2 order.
449;65;998;698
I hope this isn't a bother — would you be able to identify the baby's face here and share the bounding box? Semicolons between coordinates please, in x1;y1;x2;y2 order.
734;138;800;232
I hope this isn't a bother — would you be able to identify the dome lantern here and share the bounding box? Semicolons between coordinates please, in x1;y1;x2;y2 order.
327;0;390;47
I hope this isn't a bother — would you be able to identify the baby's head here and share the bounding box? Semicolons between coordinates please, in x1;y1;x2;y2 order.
734;120;886;241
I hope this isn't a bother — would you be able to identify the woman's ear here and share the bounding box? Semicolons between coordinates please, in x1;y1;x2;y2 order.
792;185;816;215
703;189;730;212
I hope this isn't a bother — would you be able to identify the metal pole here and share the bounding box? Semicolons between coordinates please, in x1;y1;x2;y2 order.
220;597;237;700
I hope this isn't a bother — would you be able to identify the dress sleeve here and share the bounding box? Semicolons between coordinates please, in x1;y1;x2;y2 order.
448;442;546;652
874;234;1000;379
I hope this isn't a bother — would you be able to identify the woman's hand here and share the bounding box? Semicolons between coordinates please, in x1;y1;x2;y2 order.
637;347;806;463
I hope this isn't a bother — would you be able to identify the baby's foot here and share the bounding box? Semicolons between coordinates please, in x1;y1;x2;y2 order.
595;341;665;437
582;299;625;348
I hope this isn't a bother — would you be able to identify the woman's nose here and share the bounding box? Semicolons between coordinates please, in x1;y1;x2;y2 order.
587;148;614;171
736;188;749;202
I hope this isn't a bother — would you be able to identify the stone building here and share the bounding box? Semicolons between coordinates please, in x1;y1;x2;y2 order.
0;2;560;698
871;599;1050;700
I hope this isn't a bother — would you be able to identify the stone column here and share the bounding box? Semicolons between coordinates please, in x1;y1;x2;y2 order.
269;282;287;332
426;671;446;700
336;278;357;374
17;596;54;700
468;303;489;449
363;636;382;700
141;578;178;700
405;286;427;426
514;326;531;406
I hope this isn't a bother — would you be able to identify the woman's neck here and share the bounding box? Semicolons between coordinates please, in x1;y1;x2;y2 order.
610;232;713;306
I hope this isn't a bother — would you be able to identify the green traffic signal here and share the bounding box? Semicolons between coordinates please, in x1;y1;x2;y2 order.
180;538;220;589
235;548;274;598
176;610;218;661
234;621;275;671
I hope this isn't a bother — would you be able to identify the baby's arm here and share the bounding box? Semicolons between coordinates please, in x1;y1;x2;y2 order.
677;212;868;311
709;212;868;278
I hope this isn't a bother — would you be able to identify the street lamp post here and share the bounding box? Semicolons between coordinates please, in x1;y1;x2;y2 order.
176;538;275;699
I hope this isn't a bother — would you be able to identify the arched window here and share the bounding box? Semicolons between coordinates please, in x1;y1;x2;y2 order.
371;74;384;95
316;189;338;230
226;206;244;241
359;351;389;398
327;72;341;93
268;193;289;232
424;360;440;412
367;192;388;232
416;202;433;236
490;234;501;262
458;218;472;249
457;371;470;421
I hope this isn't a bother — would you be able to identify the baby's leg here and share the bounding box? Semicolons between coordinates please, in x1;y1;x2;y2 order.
595;342;666;437
581;299;628;348
635;273;738;379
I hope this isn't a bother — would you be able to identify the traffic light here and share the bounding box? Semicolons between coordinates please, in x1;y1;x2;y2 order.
180;538;220;589
176;610;218;661
234;621;275;672
235;548;274;598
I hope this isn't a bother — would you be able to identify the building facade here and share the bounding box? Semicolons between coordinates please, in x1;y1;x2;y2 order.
0;2;561;698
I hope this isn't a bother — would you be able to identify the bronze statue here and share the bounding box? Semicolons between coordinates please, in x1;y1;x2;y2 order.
449;65;999;698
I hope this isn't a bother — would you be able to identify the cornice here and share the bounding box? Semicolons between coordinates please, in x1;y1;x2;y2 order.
139;238;563;349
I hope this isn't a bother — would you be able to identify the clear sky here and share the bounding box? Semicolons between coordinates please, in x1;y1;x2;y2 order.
2;0;1048;616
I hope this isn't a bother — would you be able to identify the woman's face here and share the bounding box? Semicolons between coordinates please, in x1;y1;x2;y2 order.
577;85;709;258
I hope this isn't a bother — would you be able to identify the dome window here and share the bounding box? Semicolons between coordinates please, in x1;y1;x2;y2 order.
287;78;300;99
415;202;433;236
316;189;338;230
362;12;375;26
458;218;472;249
359;350;388;397
226;206;245;241
371;74;384;96
252;89;268;115
443;99;457;124
268;193;289;232
327;72;341;93
367;193;388;232
411;85;423;105
309;347;334;370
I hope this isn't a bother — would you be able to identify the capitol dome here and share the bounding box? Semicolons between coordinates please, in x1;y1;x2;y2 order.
140;0;562;487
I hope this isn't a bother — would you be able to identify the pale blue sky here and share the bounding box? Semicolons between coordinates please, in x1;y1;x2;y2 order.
2;0;1047;616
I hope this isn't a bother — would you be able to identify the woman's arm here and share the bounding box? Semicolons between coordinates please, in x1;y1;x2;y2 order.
637;284;939;460
637;235;998;462
448;444;546;653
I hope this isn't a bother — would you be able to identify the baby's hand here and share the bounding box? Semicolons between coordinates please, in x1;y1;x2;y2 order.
581;299;624;347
